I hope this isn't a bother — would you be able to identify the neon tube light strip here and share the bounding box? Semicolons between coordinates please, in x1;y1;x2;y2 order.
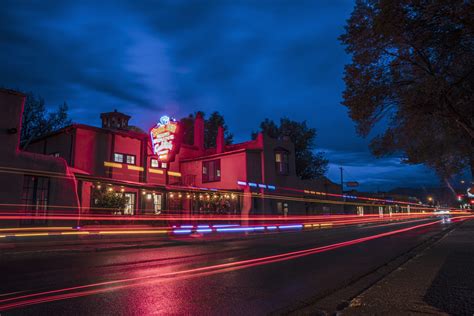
216;226;264;232
278;224;303;229
173;229;192;234
196;229;213;233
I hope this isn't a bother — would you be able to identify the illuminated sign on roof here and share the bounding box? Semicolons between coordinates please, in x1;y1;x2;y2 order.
150;116;181;162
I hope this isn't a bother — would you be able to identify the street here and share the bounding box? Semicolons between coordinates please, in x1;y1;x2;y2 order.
0;216;459;315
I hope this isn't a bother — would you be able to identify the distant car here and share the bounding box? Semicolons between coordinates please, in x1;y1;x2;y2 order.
434;208;451;214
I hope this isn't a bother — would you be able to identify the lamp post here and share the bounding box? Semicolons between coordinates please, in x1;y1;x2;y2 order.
427;196;434;207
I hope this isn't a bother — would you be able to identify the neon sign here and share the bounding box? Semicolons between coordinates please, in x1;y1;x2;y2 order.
150;115;180;162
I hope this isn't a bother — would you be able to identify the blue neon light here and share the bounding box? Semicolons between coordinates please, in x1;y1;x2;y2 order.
212;224;240;228
216;226;265;232
258;184;267;189
173;229;192;234
196;228;213;233
278;224;303;230
180;225;194;229
248;182;257;187
197;225;210;228
267;226;277;230
267;185;276;190
237;181;247;186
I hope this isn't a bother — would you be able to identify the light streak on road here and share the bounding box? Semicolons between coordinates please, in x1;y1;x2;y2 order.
1;216;473;311
0;227;72;232
0;213;466;239
0;211;460;223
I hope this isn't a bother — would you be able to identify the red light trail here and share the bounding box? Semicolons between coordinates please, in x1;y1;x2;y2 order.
0;213;450;239
1;216;472;311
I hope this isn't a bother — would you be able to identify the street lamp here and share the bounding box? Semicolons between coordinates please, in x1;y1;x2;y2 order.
427;196;433;202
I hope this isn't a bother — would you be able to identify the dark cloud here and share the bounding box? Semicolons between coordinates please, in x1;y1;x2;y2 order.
0;0;440;191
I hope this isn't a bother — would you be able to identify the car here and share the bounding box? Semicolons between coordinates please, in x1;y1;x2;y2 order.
434;208;451;214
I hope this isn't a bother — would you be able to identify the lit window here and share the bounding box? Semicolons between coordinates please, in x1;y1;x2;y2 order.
276;201;289;215
275;150;289;175
202;159;221;183
123;192;135;215
126;155;135;165
114;153;124;163
151;159;159;168
161;162;167;169
153;194;162;215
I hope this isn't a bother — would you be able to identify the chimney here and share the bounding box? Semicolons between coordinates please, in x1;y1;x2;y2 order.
100;110;130;129
194;112;205;152
216;125;224;153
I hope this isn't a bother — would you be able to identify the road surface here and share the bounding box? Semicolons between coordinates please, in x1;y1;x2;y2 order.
0;216;459;315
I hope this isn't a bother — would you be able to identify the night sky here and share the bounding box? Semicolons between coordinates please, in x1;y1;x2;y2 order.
0;0;439;191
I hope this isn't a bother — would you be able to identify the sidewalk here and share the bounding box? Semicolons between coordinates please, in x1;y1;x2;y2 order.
343;219;474;315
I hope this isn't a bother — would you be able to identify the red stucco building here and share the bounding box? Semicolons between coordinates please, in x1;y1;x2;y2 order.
1;88;342;222
0;89;79;226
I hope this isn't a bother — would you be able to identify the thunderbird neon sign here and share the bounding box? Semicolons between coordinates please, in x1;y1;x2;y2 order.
150;116;180;162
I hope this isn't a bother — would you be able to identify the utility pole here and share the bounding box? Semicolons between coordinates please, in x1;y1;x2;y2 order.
340;167;344;193
340;167;345;214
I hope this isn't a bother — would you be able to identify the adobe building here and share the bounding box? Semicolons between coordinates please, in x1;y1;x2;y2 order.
2;88;343;221
0;89;79;226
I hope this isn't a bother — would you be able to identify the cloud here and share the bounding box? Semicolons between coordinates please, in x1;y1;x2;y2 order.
324;148;439;191
0;0;441;190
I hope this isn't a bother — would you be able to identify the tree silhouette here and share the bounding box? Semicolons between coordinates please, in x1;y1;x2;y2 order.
340;0;474;182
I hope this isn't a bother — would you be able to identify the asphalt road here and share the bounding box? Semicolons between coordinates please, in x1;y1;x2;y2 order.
0;217;455;315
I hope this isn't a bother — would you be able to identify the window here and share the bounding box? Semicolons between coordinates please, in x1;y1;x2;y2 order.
277;201;289;216
21;175;50;216
275;150;289;175
123;192;135;215
126;155;136;165
114;153;124;163
151;159;159;168
153;194;162;215
151;159;167;169
202;159;221;182
114;153;136;165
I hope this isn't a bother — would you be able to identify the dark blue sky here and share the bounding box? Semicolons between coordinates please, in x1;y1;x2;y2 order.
0;0;439;191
